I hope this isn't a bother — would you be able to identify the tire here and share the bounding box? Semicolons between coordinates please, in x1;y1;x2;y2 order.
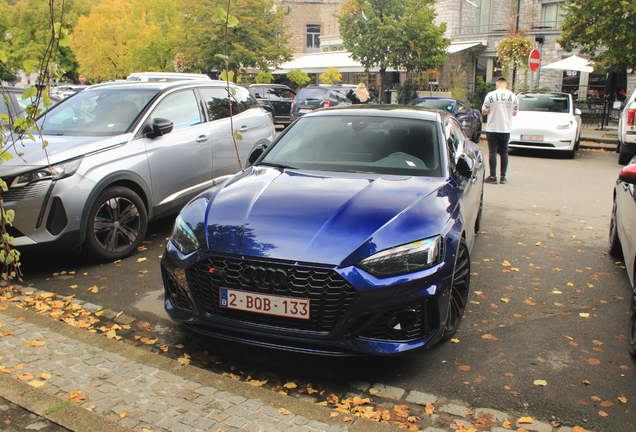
618;141;634;165
442;239;470;340
629;286;636;359
472;123;482;143
474;193;483;233
84;186;148;261
608;197;623;258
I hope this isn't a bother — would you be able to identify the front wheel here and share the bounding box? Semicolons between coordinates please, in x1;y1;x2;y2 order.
472;123;482;143
442;239;470;340
608;198;622;258
84;186;148;261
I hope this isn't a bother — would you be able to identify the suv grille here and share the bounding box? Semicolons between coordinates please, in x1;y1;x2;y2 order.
1;181;49;202
188;257;357;333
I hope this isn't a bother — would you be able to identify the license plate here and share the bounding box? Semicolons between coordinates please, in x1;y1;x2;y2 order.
219;288;310;320
520;135;544;142
299;108;312;113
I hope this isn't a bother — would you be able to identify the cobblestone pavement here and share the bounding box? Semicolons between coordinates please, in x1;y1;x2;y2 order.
0;290;598;432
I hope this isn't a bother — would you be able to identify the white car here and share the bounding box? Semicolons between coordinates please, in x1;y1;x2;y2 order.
509;92;582;158
617;89;636;165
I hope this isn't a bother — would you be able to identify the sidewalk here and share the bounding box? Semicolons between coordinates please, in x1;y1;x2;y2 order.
0;289;592;432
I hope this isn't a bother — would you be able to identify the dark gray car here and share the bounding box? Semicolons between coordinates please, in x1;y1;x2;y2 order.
290;84;380;122
1;80;275;261
245;84;296;127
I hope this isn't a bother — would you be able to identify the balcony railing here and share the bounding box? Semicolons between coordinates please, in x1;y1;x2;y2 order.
451;20;561;36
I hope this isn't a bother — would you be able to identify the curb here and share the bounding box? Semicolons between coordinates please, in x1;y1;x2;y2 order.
0;303;397;432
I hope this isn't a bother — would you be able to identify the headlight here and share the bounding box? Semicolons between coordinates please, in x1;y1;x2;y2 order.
556;120;573;130
170;198;208;255
12;158;82;187
357;236;442;277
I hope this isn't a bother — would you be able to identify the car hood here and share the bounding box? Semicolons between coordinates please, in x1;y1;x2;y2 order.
205;167;454;267
0;134;131;176
512;111;575;129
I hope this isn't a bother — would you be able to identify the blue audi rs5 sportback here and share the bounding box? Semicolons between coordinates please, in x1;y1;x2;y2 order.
161;105;485;355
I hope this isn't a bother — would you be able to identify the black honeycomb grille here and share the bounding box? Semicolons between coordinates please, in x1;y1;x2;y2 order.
360;298;437;342
188;257;357;333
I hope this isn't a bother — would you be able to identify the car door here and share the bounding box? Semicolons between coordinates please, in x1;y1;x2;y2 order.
454;101;474;136
199;86;256;178
141;89;213;215
616;174;636;274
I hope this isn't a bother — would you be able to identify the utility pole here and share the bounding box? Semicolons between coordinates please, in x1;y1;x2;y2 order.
512;0;521;90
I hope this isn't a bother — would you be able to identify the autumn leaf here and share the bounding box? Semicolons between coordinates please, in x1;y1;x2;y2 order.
278;408;291;415
177;355;190;365
518;417;534;424
533;380;547;386
137;258;147;262
482;334;499;341
572;427;587;432
368;388;378;395
326;394;339;404
70;391;85;402
592;340;604;345
13;364;24;371
582;380;591;385
28;380;45;388
425;403;435;415
600;401;614;408
618;396;627;404
17;372;34;381
24;340;45;347
587;358;601;366
502;421;511;428
457;365;471;371
451;338;459;343
119;412;127;419
330;412;338;418
598;411;608;417
88;286;99;293
283;382;297;389
247;379;267;387
579;313;590;318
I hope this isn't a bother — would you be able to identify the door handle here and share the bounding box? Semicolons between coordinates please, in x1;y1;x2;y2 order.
196;135;208;142
238;126;250;133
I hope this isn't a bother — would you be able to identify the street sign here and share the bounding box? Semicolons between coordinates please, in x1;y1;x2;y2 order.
528;49;541;72
79;75;86;83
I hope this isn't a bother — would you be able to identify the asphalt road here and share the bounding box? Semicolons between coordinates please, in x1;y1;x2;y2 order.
15;145;635;431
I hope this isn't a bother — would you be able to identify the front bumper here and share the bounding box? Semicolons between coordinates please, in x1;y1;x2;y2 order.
161;242;453;356
509;127;577;151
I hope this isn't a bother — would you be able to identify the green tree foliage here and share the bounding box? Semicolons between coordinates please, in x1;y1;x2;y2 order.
179;0;293;80
319;67;342;85
287;69;311;90
255;70;273;83
396;82;419;105
558;0;636;72
0;0;92;82
337;0;449;97
71;0;184;81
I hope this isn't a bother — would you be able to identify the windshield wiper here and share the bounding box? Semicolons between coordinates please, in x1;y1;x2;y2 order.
259;161;297;170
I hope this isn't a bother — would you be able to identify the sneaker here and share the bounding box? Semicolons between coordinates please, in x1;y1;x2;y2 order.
484;176;497;184
499;177;507;184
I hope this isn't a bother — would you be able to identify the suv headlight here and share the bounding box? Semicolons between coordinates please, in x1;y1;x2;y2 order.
12;158;83;187
170;197;208;255
357;236;443;277
556;120;573;130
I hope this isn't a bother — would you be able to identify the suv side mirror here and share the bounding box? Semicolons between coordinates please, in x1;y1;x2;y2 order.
247;143;269;167
143;118;174;138
456;153;474;178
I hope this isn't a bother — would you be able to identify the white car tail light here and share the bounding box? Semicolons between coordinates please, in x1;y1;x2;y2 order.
627;108;635;131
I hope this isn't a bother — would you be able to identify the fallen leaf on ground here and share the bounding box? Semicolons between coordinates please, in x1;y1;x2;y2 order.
368;388;378;395
278;408;291;415
425;403;435;415
482;334;498;341
330;412;338;418
24;341;45;347
28;380;45;388
284;382;297;389
13;364;23;370
451;338;459;343
598;411;608;417
600;401;614;408
40;372;51;380
70;391;85;402
119;412;127;419
518;416;534;424
17;373;33;381
618;396;627;404
533;380;547;386
457;365;471;371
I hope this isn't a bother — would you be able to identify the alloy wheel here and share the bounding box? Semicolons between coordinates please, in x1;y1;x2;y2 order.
443;240;470;339
93;197;142;253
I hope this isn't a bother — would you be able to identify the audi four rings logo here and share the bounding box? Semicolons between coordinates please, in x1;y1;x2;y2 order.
242;266;288;287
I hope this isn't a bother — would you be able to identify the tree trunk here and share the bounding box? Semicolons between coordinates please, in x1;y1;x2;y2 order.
379;67;386;104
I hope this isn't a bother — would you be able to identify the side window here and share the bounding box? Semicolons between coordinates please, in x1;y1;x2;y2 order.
150;90;202;130
456;102;467;113
199;87;239;121
330;89;348;103
234;86;261;111
444;119;460;171
267;87;295;101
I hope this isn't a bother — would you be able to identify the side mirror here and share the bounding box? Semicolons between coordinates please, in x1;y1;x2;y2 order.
619;164;636;185
247;143;269;167
143;118;173;138
574;108;582;116
456;153;474;178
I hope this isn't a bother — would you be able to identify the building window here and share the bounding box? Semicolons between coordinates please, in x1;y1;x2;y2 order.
542;1;565;29
474;0;492;33
306;24;321;53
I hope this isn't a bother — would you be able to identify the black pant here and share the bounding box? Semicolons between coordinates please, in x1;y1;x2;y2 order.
486;132;510;178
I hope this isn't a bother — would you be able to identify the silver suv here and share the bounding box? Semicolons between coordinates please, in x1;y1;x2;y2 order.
1;80;275;261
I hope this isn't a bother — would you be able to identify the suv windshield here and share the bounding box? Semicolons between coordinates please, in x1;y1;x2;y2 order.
410;99;455;112
295;88;329;101
518;94;570;112
40;89;159;136
262;115;441;177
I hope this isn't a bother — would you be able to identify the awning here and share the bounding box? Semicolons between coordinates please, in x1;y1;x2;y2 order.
273;51;397;74
541;55;594;73
447;42;485;54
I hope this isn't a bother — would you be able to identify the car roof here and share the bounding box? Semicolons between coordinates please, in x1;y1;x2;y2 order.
519;92;570;97
412;97;458;103
82;80;232;92
302;104;446;121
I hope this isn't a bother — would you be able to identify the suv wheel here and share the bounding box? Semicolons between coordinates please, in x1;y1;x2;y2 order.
84;186;147;261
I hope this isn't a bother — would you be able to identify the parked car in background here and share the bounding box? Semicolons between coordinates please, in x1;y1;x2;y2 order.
1;86;61;121
162;104;485;355
409;97;482;142
608;159;636;358
126;72;212;82
290;84;381;122
617;89;636;165
244;84;296;127
509;92;582;158
0;80;275;261
50;84;85;98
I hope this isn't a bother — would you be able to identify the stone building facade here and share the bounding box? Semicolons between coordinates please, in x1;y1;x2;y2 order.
279;0;345;56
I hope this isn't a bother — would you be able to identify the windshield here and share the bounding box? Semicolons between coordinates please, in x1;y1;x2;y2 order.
39;89;159;136
518;94;570;113
262;115;441;177
296;88;328;101
409;99;455;113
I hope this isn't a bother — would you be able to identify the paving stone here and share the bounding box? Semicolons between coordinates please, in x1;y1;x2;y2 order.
406;390;438;405
450;419;473;430
221;415;249;428
351;381;370;391
370;383;405;400
491;428;513;432
423;428;448;432
439;403;473;418
515;418;553;432
194;386;217;396
473;407;510;424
